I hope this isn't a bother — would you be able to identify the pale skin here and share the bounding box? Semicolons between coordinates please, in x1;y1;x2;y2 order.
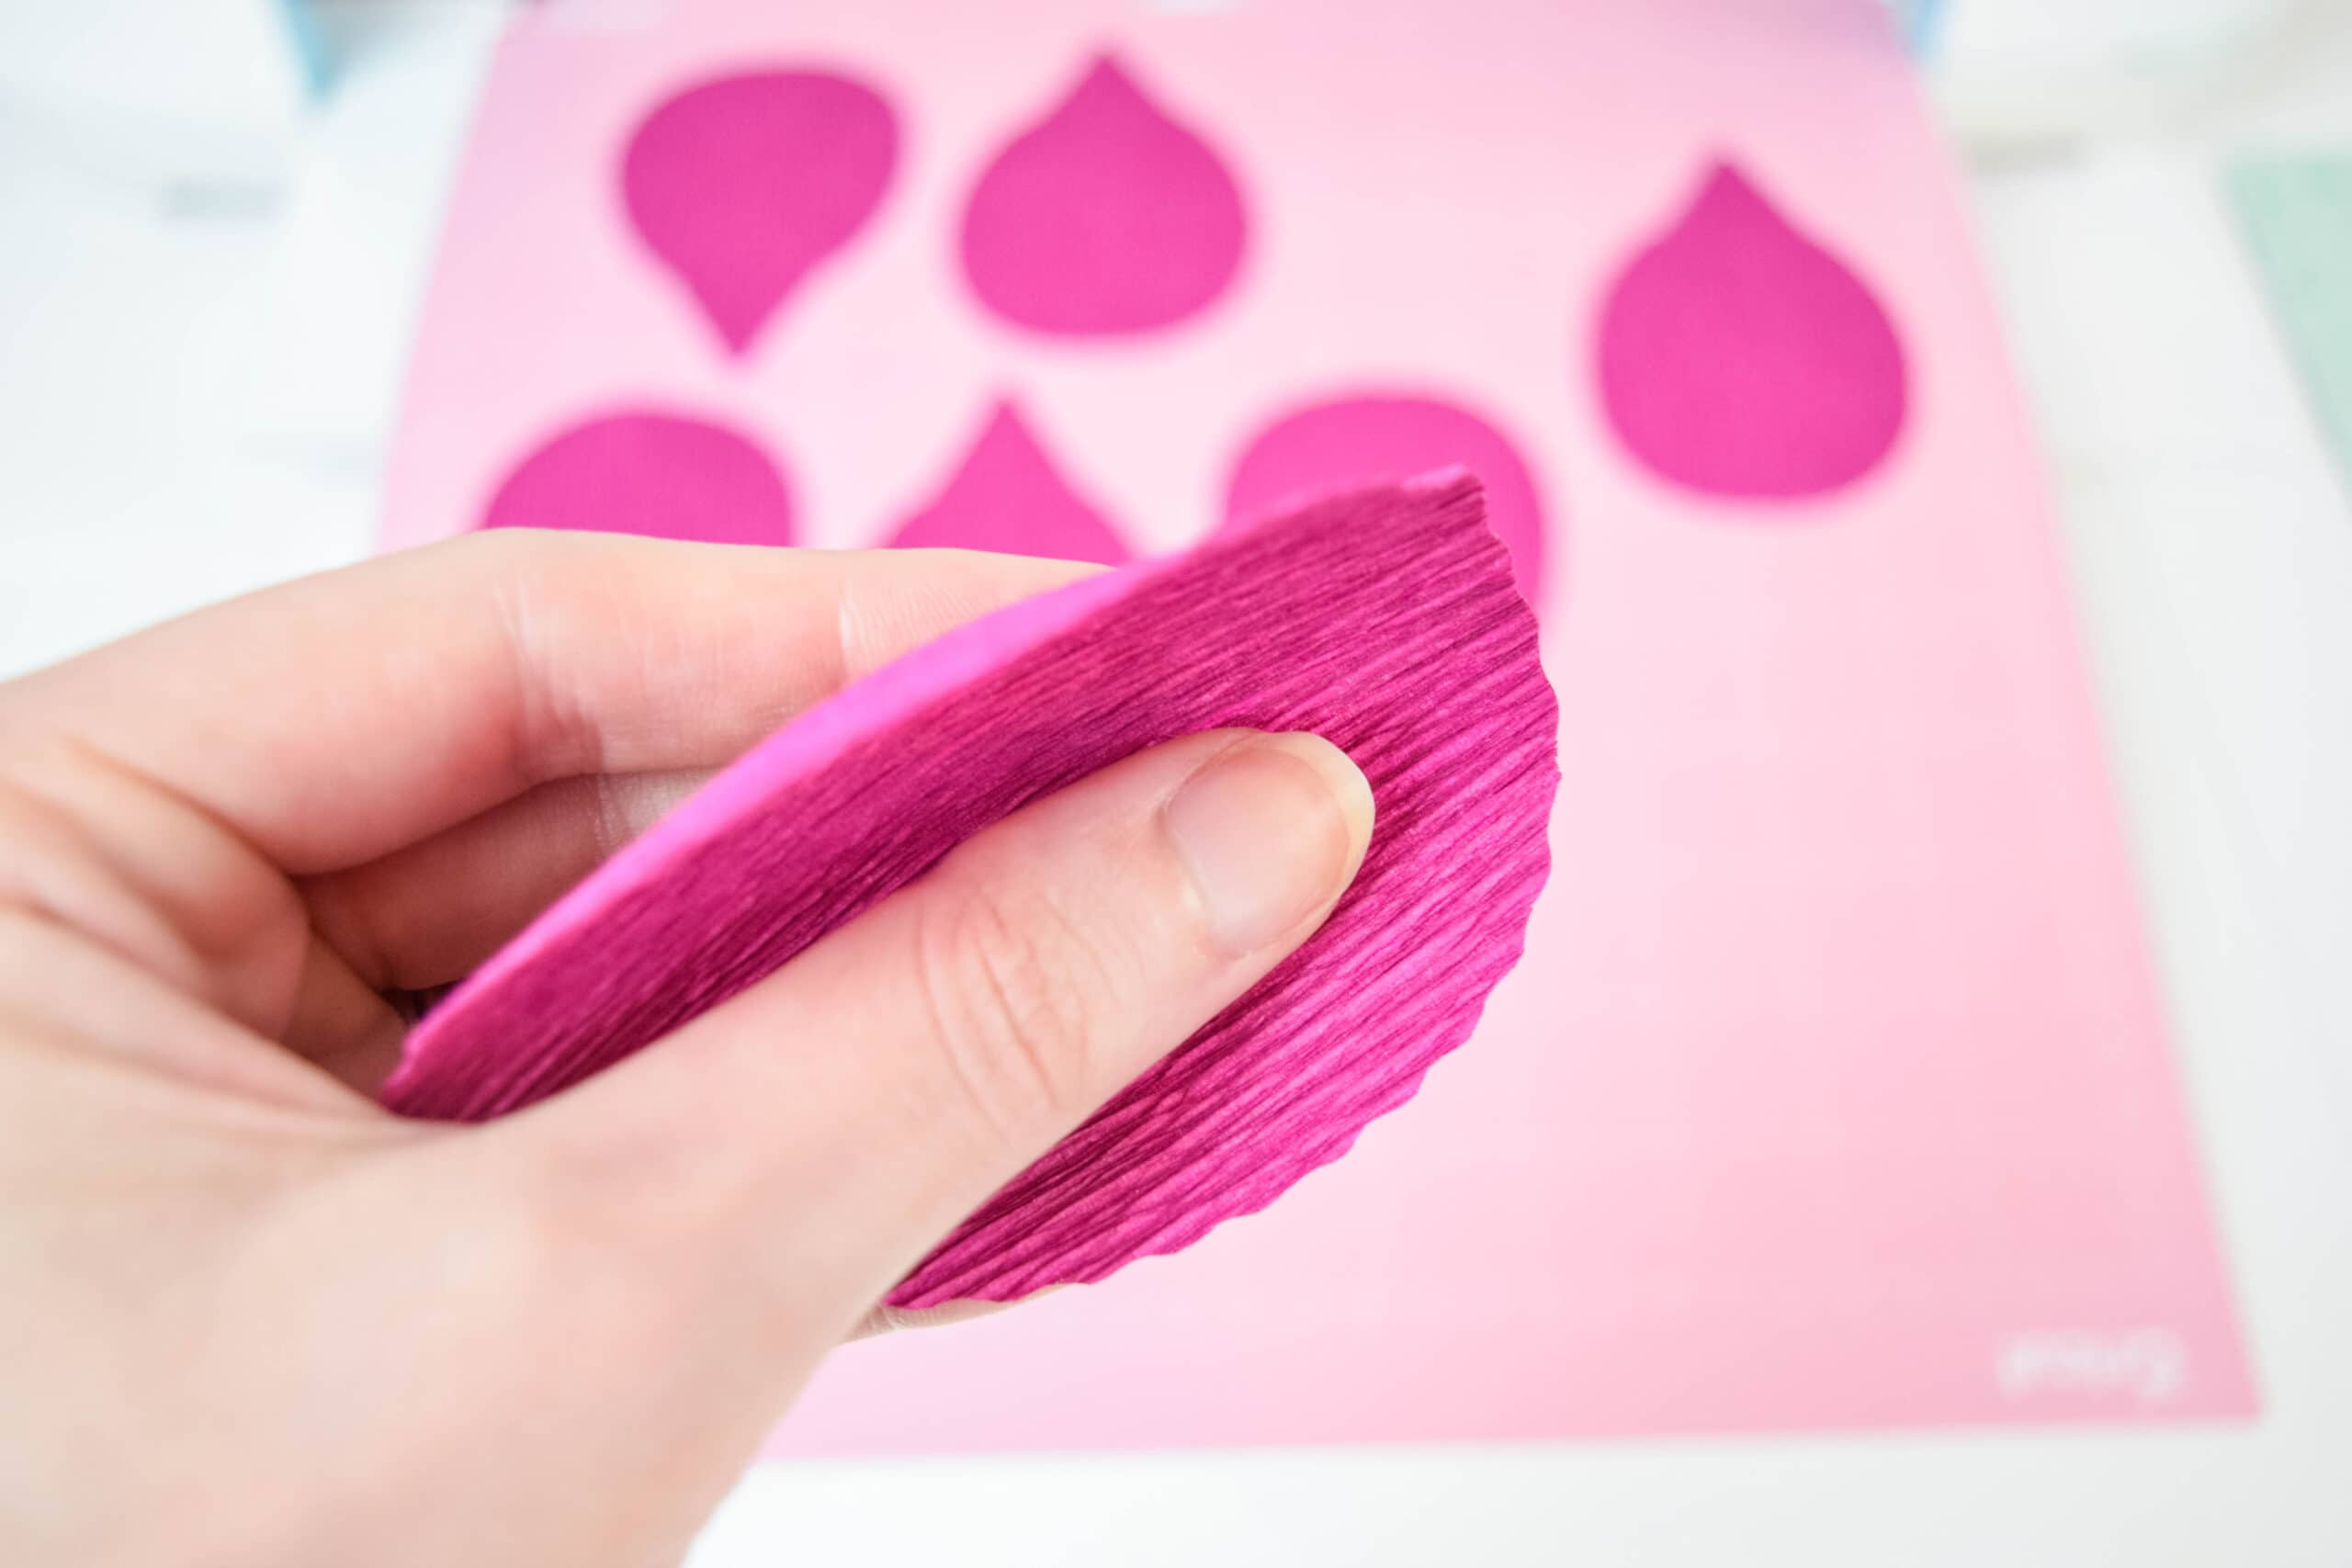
0;531;1373;1567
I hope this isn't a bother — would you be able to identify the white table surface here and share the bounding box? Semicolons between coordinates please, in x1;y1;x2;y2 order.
2;6;2346;1562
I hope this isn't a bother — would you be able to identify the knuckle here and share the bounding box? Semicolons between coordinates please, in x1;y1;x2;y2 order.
913;878;1110;1141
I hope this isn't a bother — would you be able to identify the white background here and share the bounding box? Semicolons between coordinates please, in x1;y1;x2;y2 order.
1;3;2346;1562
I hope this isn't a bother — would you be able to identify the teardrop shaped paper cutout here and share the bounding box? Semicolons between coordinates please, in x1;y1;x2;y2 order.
622;72;897;355
482;412;794;547
1597;160;1906;499
886;400;1131;564
960;55;1247;336
1224;393;1549;604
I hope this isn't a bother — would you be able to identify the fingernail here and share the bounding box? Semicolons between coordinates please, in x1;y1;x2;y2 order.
1165;733;1373;955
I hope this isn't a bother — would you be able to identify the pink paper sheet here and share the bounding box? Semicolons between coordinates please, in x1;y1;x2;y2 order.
381;0;2253;1450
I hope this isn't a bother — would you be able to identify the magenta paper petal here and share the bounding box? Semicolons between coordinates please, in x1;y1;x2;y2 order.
622;71;897;355
961;55;1247;335
385;478;1557;1305
1598;160;1906;499
886;400;1131;564
481;411;794;546
1224;392;1550;603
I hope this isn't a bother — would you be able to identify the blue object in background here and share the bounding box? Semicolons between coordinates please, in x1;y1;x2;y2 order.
1890;0;1947;57
277;0;335;96
2230;155;2352;501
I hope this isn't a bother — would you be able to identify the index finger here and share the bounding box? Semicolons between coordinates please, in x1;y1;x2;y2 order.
0;532;1093;874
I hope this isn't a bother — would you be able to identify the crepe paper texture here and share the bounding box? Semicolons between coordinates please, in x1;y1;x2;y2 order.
483;410;794;545
1600;160;1907;499
1225;393;1548;603
2228;155;2352;498
386;478;1559;1304
885;400;1130;563
961;54;1247;335
383;0;2252;1452
623;70;897;355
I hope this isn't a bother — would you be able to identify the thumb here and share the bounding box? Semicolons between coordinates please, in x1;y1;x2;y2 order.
504;728;1372;1335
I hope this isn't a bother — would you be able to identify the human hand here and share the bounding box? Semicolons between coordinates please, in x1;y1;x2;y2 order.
0;532;1371;1567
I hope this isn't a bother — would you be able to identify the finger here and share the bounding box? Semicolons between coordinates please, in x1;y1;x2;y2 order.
301;768;709;995
277;928;415;1093
0;906;361;1116
0;534;1092;876
846;1297;1021;1341
504;728;1374;1347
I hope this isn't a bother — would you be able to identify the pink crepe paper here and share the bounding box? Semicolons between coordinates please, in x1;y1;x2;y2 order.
482;410;795;545
1598;160;1906;499
383;476;1558;1306
960;55;1247;335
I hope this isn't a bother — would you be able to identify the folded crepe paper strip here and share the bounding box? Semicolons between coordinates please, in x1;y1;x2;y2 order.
383;476;1559;1306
